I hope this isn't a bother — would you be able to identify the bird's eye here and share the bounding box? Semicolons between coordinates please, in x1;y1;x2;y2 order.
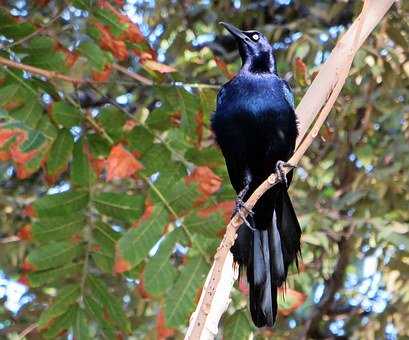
251;34;259;41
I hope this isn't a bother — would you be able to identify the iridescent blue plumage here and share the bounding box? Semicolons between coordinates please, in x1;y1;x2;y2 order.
211;23;301;328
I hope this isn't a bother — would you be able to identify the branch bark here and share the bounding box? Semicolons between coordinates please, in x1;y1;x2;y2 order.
185;1;395;339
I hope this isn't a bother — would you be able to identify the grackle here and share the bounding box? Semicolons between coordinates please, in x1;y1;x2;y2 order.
211;22;301;328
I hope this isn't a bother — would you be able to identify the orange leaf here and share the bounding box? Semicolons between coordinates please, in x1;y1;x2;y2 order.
106;144;143;181
132;197;154;228
197;200;235;224
185;166;222;204
18;274;29;286
238;276;249;295
23;204;36;218
0;150;10;161
136;277;151;299
18;224;32;241
123;119;138;132
112;40;128;61
278;288;307;316
21;259;35;272
294;57;308;86
114;247;132;273
156;309;175;340
142;60;176;73
91;64;112;82
214;57;234;79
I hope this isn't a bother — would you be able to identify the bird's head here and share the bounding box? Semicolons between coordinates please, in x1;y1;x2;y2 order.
220;22;276;74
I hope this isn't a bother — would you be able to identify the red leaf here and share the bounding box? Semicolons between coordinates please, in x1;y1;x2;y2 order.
156;309;175;340
278;288;307;316
141;60;176;73
106;144;143;181
54;43;79;67
0;129;17;145
0;150;10;161
114;247;132;273
197;200;235;224
21;259;35;272
91;64;112;82
18;274;30;286
123;119;138;132
136;277;151;299
185;166;221;204
294;57;308;86
17;224;32;241
214;57;234;79
132;197;154;228
238;276;249;295
112;40;129;61
23;204;36;218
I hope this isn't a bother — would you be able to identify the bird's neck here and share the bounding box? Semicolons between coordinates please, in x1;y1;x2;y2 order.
242;51;276;74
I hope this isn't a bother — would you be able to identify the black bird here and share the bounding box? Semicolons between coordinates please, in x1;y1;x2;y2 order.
211;22;301;328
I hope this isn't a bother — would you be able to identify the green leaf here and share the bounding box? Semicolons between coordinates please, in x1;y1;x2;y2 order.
73;307;92;340
52;102;83;128
165;256;207;327
32;214;85;243
97;106;126;141
94;8;128;36
38;284;81;328
88;134;110;157
184;212;224;238
77;41;108;71
223;310;253;340
46;129;74;176
84;295;116;339
87;275;130;332
127;126;154;154
92;221;120;273
140;144;171;176
23;51;67;73
71;138;96;187
93;192;145;223
34;190;89;218
0;83;26;106
0;9;35;39
9;97;42;128
144;230;180;296
117;204;168;268
42;306;76;339
27;241;82;271
155;179;199;214
28;262;83;287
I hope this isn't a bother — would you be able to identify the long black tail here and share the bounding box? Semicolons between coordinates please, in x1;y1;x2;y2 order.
231;186;301;327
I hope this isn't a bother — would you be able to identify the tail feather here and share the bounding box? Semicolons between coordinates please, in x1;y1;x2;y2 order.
231;186;301;328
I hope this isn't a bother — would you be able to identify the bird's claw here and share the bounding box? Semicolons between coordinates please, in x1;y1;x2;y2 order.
233;198;255;231
275;160;296;188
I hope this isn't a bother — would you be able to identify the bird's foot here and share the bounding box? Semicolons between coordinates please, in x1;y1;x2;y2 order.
275;160;296;188
233;197;255;231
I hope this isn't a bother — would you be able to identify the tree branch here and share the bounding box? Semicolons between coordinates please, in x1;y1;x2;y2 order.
185;1;395;338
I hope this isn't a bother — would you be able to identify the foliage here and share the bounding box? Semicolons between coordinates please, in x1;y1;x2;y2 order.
0;0;408;339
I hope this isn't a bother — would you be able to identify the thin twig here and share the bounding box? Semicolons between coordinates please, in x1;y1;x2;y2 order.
112;63;153;86
17;323;37;339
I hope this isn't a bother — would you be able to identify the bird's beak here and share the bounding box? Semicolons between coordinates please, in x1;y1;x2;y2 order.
220;22;248;42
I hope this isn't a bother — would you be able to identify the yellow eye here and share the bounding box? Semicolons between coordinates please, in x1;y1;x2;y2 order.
252;34;259;41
